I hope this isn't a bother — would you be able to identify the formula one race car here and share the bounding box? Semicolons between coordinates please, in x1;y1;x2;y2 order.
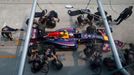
41;28;108;50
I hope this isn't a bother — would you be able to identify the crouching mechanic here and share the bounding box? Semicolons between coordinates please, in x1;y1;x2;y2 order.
44;47;57;61
43;47;63;70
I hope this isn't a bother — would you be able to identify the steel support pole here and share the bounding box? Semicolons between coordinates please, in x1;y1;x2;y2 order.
17;0;38;75
96;0;130;75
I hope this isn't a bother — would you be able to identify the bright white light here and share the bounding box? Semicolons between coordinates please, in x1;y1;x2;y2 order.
65;5;73;9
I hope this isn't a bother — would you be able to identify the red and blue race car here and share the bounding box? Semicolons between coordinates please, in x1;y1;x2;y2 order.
41;28;108;50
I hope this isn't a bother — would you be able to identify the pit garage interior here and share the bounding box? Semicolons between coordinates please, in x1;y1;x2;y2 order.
0;0;134;75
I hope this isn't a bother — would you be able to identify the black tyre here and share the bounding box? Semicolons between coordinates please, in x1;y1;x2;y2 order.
68;10;72;16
